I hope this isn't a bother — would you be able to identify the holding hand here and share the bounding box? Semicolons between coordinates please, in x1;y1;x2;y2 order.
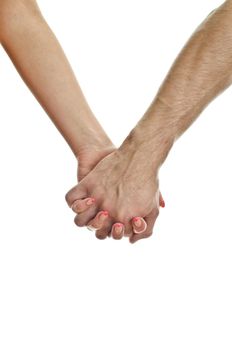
66;146;165;244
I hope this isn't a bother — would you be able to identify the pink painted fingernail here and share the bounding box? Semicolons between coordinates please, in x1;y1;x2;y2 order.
160;199;165;208
86;198;95;206
114;223;123;234
99;211;109;222
132;217;142;228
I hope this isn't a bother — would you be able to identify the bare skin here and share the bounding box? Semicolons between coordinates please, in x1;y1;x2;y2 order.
0;0;112;160
0;0;166;239
77;144;165;240
66;139;165;242
66;0;232;243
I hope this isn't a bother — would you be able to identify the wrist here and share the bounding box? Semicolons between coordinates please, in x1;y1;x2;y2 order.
75;133;115;161
71;110;114;160
119;114;175;171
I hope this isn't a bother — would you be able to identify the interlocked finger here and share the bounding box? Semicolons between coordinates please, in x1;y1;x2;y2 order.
71;197;96;214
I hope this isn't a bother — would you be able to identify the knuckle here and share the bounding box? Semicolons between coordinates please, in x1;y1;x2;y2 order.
152;208;159;219
145;231;153;238
65;184;86;206
95;232;107;240
155;210;160;218
65;191;72;206
74;215;86;227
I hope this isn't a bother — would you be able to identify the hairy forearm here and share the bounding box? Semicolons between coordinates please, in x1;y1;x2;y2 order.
0;0;112;157
121;0;232;169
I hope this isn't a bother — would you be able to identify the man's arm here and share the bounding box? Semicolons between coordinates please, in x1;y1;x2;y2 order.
120;0;232;171
62;0;232;245
0;0;114;172
64;0;232;244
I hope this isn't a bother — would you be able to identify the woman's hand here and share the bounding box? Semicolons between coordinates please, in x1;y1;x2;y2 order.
77;143;116;181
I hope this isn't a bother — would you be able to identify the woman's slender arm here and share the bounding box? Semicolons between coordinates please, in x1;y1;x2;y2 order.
0;0;114;167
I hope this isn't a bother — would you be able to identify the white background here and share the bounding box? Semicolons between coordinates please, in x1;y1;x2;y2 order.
0;0;231;349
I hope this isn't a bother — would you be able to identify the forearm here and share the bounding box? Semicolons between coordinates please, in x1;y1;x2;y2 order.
121;0;232;169
0;0;112;157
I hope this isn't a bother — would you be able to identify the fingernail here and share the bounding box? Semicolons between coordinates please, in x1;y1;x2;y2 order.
114;223;123;234
86;198;95;206
99;211;109;222
87;225;97;231
132;217;142;228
